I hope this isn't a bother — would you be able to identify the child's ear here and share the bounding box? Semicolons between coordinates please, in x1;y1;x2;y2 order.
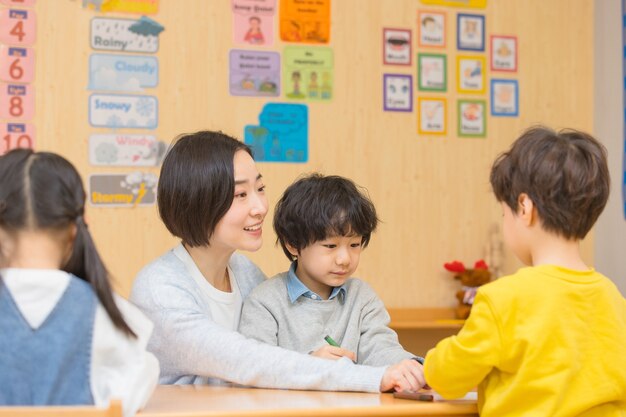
285;243;299;258
517;193;535;226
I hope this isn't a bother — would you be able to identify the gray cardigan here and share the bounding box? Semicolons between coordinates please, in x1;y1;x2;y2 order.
130;247;386;392
239;273;415;366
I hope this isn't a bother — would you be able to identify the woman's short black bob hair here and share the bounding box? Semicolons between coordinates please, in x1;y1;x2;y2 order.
157;130;252;247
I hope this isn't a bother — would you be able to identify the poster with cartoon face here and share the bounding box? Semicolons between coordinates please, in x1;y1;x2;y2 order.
383;74;412;112
491;79;518;116
491;35;517;72
418;98;446;134
458;99;486;137
383;28;411;65
418;53;446;91
457;56;485;94
457;13;484;51
232;0;276;46
418;11;445;47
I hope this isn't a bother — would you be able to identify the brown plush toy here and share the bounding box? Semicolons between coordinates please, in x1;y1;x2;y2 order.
444;260;491;319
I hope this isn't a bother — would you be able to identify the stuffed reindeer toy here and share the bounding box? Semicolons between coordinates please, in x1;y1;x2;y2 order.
444;260;491;319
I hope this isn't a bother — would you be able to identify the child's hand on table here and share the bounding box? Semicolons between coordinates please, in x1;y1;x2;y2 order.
310;345;357;362
380;359;427;393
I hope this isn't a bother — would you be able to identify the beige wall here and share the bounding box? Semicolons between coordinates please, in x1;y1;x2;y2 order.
29;0;594;306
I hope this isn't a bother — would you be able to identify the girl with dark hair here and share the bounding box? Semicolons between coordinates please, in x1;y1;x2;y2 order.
0;149;158;416
131;130;424;393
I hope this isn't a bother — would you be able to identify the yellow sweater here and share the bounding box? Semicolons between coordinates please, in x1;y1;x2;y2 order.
424;265;626;417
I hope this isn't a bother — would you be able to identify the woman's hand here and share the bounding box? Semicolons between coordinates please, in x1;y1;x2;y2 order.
379;359;426;392
310;345;356;362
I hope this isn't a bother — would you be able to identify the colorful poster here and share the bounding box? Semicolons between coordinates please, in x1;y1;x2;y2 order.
83;0;159;15
420;0;486;8
418;53;446;92
458;99;486;137
0;46;35;83
283;46;333;101
457;14;485;51
457;56;486;94
383;74;412;112
244;103;308;163
232;0;275;46
383;28;411;65
0;9;36;46
229;50;280;97
89;94;157;129
418;11;445;47
0;83;34;120
89;54;158;91
491;35;517;72
89;134;166;166
418;97;446;135
89;173;158;207
491;79;518;116
90;17;163;53
0;122;35;155
279;0;330;43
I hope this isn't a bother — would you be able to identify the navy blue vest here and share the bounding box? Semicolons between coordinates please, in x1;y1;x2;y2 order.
0;275;96;405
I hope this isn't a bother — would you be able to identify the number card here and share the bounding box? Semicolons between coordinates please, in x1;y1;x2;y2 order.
0;122;35;155
0;83;34;120
0;9;36;46
0;46;35;83
0;0;37;6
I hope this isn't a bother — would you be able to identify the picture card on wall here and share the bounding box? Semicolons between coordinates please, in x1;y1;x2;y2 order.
457;56;486;94
383;28;412;65
283;46;333;101
490;79;518;116
89;172;158;207
418;53;446;92
232;0;276;46
490;35;517;72
383;74;412;112
244;103;308;163
83;0;159;15
0;122;35;155
418;11;446;48
89;134;167;166
90;17;163;53
89;54;158;92
229;49;280;97
458;99;486;137
89;94;157;129
457;13;484;51
418;97;446;135
279;0;330;43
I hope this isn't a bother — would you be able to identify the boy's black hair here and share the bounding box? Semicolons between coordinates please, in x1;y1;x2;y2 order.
490;126;610;240
0;149;135;337
158;130;253;247
273;173;379;260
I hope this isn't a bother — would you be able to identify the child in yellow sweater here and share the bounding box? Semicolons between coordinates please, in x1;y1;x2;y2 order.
424;126;626;417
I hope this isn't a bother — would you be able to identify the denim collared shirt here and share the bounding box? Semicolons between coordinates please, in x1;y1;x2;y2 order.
286;262;347;303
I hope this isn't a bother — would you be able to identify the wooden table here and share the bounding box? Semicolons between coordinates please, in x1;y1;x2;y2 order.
138;385;478;417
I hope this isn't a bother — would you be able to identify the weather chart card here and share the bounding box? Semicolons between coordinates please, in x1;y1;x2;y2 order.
244;103;308;163
89;172;158;207
88;134;166;167
83;0;159;15
458;99;486;138
232;0;276;46
90;17;163;53
89;94;158;129
89;54;158;92
279;0;330;43
229;50;280;97
383;28;411;66
283;46;333;101
383;74;412;112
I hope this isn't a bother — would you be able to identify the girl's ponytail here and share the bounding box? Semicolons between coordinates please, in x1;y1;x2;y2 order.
64;216;136;338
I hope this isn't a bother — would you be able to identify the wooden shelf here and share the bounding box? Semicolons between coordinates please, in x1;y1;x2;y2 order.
388;308;465;330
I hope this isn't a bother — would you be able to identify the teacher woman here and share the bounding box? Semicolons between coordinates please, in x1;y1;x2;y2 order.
130;131;424;392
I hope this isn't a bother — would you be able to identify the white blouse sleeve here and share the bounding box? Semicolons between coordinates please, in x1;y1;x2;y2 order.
91;295;159;417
